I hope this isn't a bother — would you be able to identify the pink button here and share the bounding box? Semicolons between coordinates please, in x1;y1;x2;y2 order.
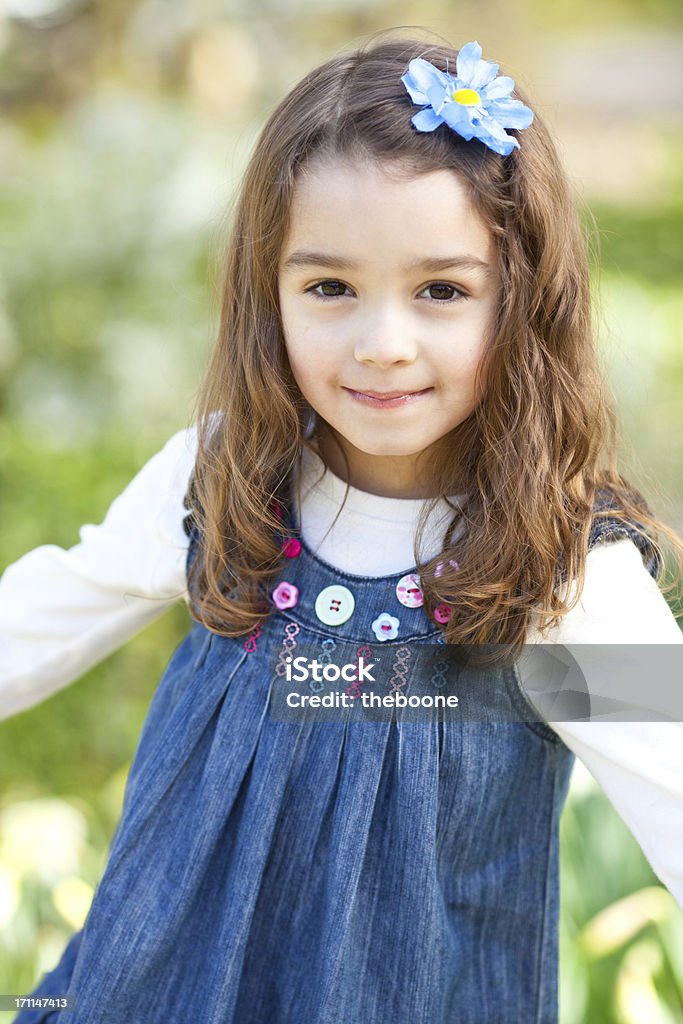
396;572;423;608
282;537;302;558
433;603;452;624
272;581;299;610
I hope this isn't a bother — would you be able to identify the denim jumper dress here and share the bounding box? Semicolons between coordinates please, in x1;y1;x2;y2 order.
12;485;659;1024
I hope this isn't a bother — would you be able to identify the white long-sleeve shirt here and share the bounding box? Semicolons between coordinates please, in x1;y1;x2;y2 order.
1;424;682;907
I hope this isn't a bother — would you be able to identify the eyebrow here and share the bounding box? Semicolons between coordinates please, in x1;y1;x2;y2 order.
281;250;492;277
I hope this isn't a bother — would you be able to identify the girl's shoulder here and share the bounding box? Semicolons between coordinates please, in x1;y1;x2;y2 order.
588;486;661;581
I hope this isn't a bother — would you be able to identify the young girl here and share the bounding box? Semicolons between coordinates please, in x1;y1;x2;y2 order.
2;33;683;1024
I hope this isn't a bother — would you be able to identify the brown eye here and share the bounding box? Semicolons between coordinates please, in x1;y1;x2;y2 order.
424;283;465;302
308;280;349;299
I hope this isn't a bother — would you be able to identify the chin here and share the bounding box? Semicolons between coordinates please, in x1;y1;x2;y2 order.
349;440;431;458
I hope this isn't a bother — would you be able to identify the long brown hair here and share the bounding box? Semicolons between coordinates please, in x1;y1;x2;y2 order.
184;31;683;650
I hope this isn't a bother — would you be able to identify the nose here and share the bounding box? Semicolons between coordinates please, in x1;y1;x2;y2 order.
353;304;418;367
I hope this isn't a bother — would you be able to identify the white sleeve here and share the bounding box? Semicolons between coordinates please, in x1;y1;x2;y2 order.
518;537;683;909
0;425;198;722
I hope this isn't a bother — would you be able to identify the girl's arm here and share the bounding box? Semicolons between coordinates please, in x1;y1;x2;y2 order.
522;538;683;909
0;425;198;722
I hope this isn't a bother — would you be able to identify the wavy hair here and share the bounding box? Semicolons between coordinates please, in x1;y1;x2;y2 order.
184;31;683;652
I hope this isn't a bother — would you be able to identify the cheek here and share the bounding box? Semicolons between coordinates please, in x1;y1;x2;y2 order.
464;344;490;405
284;340;310;392
439;341;484;386
455;311;493;376
280;308;309;372
283;314;341;378
283;329;329;399
436;334;489;406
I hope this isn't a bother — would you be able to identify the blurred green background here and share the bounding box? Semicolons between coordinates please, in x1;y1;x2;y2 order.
1;1;683;1021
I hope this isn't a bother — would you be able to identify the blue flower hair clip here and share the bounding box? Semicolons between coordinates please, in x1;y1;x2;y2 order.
401;40;534;156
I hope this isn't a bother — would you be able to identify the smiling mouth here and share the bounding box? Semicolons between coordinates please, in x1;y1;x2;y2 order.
356;389;425;399
344;387;433;408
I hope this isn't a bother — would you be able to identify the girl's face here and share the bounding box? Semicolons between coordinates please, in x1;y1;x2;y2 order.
278;157;501;498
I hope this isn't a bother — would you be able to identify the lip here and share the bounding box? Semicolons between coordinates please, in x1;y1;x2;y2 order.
344;387;433;409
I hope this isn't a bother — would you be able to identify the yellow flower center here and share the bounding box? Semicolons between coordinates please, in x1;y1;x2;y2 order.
452;87;481;106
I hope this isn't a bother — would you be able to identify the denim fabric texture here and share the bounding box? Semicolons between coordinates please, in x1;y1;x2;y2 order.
12;485;657;1024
